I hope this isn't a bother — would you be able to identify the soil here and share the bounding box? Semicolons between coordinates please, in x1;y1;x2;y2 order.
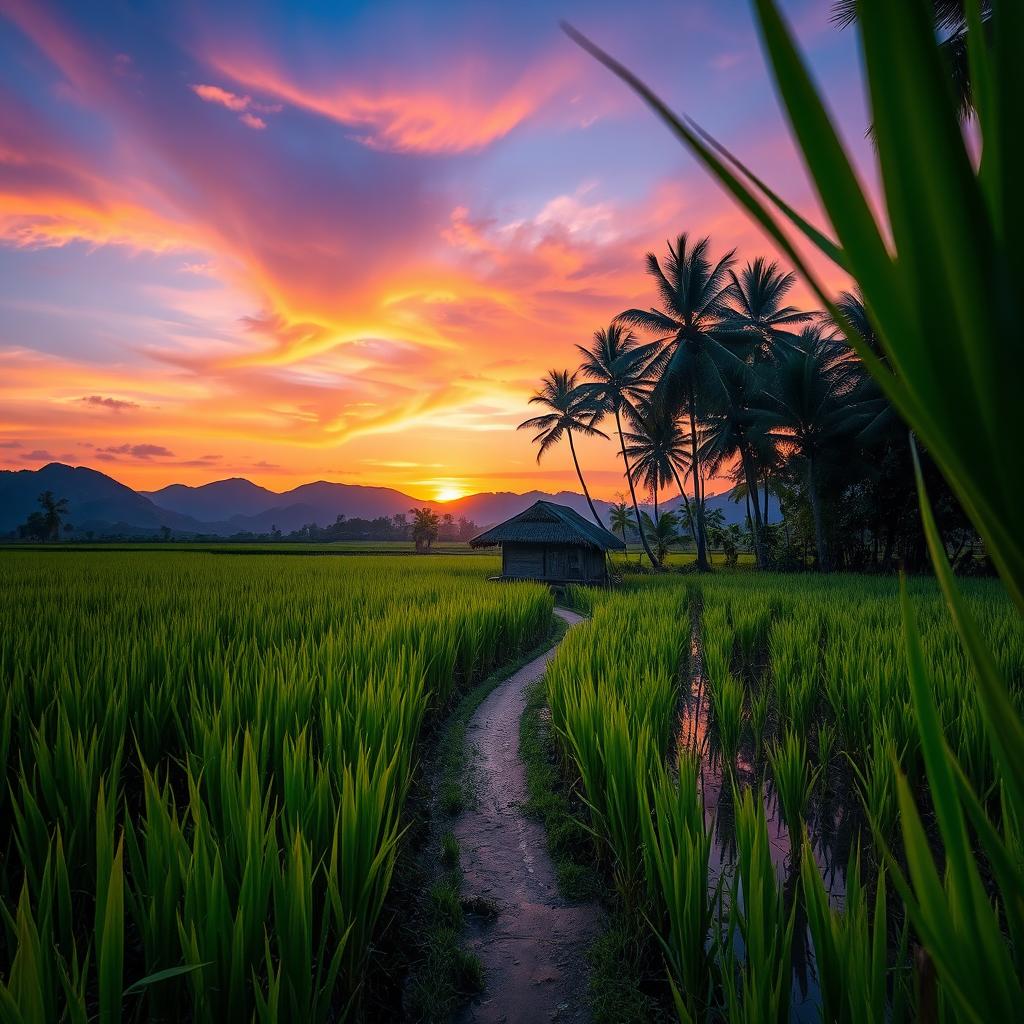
453;608;603;1024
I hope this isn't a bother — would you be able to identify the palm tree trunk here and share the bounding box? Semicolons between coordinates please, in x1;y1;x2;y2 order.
808;456;830;572
763;476;770;526
741;448;767;569
688;384;709;571
615;405;659;568
567;428;603;528
670;466;699;547
653;484;659;524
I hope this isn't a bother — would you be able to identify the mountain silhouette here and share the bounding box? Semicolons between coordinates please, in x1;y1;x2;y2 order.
2;463;776;537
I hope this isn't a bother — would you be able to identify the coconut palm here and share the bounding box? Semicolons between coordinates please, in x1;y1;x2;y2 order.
639;509;683;565
832;0;990;122
622;400;697;546
617;234;755;570
608;499;632;544
750;328;876;571
518;369;608;527
574;323;662;566
723;258;813;359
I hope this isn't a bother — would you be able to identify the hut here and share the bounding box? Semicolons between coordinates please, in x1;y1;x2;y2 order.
470;500;624;585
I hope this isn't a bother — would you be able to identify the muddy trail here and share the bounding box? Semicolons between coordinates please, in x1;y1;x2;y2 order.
453;607;602;1024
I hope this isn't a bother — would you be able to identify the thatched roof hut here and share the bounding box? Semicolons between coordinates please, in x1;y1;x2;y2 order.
470;500;624;585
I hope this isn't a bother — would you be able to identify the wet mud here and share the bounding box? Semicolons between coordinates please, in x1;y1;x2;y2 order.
453;608;603;1024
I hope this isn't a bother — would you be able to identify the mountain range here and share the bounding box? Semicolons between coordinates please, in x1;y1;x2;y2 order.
1;463;776;537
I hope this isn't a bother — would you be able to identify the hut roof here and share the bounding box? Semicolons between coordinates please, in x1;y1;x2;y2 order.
470;500;625;551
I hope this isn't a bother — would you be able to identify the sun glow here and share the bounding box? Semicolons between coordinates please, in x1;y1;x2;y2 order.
434;485;465;502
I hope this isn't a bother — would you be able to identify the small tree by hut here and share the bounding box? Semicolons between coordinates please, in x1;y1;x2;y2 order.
409;506;440;552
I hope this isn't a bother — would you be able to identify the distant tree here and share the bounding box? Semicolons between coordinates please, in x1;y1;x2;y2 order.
160;525;172;542
441;512;456;541
40;491;69;540
19;491;69;541
409;507;441;553
609;498;632;543
640;508;683;565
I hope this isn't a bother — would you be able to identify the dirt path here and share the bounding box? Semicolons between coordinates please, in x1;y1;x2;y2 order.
453;608;602;1024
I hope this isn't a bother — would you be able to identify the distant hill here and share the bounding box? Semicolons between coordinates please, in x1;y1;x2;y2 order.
141;478;281;519
3;463;777;537
0;463;204;536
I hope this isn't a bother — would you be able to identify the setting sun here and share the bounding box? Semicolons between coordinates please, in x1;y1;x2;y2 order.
434;485;465;503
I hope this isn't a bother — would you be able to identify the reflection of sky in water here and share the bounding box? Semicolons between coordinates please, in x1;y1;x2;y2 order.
676;622;863;1021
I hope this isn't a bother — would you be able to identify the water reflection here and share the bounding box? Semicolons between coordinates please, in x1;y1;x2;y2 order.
674;617;869;1021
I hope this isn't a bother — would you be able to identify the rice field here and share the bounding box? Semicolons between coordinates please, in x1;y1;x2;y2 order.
552;573;1023;1021
0;551;553;1021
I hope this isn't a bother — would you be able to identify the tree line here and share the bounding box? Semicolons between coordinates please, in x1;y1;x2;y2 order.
520;234;981;573
12;494;481;547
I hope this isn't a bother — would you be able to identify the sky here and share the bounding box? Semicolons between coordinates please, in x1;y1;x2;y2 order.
0;0;872;502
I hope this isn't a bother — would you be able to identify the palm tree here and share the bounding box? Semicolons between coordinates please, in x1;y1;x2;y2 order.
38;490;70;541
574;323;662;567
750;328;876;571
724;258;813;358
832;1;990;122
640;509;683;565
518;369;608;527
622;399;698;546
617;234;754;571
608;499;632;544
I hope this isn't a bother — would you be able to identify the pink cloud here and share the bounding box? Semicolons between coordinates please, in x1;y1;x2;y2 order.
191;82;251;111
239;112;266;130
203;49;580;154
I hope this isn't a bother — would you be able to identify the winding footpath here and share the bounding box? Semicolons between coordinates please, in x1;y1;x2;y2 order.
453;608;602;1024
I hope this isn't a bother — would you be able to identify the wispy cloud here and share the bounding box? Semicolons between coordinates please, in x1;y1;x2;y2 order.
79;395;139;411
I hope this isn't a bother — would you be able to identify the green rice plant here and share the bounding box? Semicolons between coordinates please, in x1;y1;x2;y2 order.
851;728;900;846
767;728;819;854
722;786;794;1024
769;616;819;736
814;721;835;787
801;841;907;1024
641;754;719;1023
708;672;744;775
749;685;771;763
0;552;552;1021
883;570;1024;1021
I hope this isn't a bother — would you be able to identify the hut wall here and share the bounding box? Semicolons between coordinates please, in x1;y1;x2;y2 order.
502;543;545;578
584;547;606;581
502;542;606;583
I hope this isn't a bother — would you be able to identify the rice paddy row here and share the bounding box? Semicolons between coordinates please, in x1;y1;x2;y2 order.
552;573;1023;1021
0;551;553;1022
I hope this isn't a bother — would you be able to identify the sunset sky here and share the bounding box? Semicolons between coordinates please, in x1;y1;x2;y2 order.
0;0;870;502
